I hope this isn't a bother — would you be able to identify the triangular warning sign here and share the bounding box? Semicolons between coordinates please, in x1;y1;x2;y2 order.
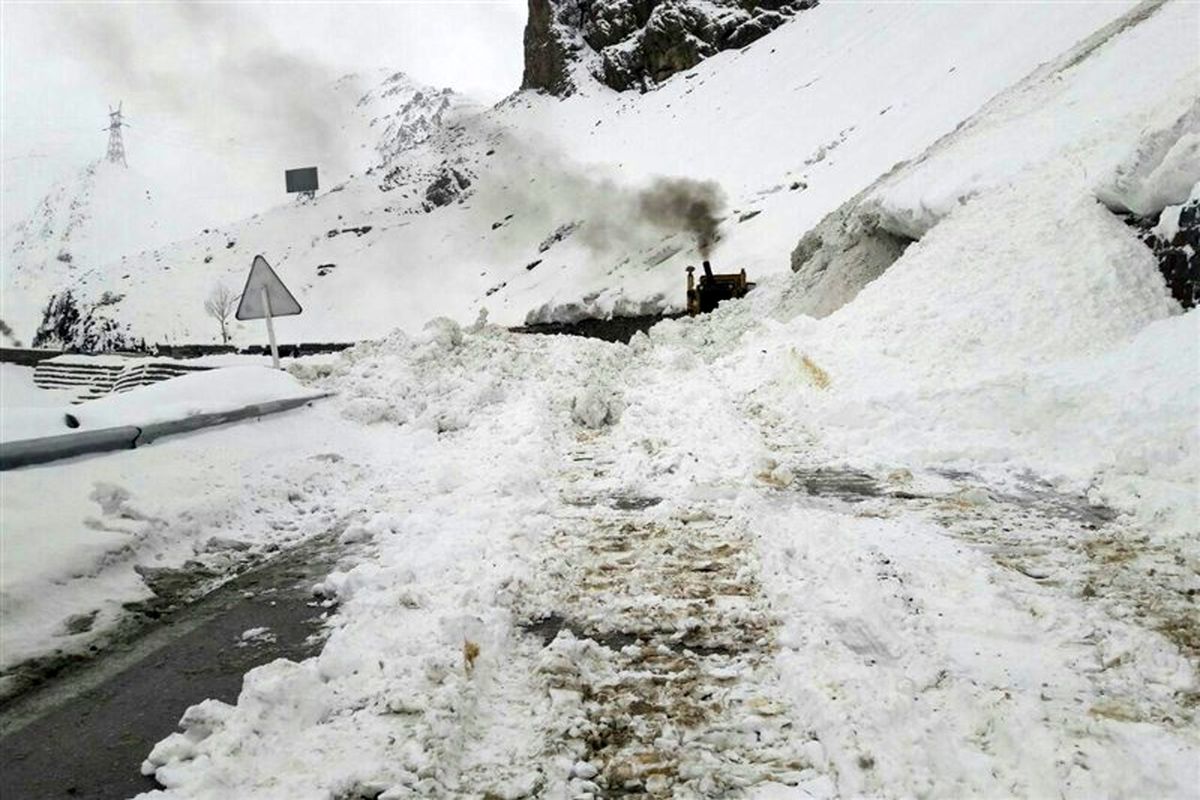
235;255;302;321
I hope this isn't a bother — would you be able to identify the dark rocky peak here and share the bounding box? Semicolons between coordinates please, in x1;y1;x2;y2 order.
522;0;817;95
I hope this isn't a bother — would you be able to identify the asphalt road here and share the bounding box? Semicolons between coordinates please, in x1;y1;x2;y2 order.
0;535;343;800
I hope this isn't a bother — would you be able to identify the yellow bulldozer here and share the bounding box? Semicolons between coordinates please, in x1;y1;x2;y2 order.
686;261;753;315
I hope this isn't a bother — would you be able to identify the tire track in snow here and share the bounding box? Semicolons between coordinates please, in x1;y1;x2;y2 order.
513;434;819;797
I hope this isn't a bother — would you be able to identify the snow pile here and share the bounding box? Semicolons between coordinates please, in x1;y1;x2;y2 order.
72;366;315;431
0;365;315;442
138;326;635;797
726;176;1197;534
322;317;626;435
524;288;670;325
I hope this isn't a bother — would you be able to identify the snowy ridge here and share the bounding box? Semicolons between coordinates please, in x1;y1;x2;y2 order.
359;71;480;167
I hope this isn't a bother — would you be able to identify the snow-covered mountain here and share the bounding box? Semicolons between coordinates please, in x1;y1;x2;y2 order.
2;160;196;346
6;0;1193;353
0;69;476;347
3;1;1196;355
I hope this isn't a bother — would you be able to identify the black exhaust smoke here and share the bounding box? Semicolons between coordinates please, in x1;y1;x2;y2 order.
637;178;725;258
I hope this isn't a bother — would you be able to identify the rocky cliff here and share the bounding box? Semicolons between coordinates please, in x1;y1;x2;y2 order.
522;0;816;95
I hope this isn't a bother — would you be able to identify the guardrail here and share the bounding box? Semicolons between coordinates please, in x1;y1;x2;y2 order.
1;342;359;365
0;427;141;470
0;394;332;471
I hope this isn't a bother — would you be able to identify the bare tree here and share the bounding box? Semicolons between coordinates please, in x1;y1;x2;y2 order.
204;284;238;344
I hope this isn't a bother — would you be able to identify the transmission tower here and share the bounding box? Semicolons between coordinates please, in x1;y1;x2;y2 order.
103;102;128;167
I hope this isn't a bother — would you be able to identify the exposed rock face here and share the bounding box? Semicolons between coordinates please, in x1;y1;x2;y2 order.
523;0;817;95
523;0;581;95
1124;197;1199;309
423;165;473;212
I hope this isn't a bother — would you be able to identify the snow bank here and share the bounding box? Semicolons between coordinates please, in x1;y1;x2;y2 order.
704;0;1199;537
1;366;314;442
869;0;1199;237
727;181;1195;539
71;366;314;431
0;364;72;443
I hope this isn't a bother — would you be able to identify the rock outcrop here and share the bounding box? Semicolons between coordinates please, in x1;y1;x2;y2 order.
423;165;474;211
522;0;817;95
1125;196;1199;309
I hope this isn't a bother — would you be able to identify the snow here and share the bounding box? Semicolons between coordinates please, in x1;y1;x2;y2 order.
0;365;327;671
2;1;1198;797
0;364;62;408
0;364;76;443
1;69;476;345
68;366;316;431
0;397;372;677
135;300;1199;796
869;0;1200;237
0;365;316;442
1;1;1144;346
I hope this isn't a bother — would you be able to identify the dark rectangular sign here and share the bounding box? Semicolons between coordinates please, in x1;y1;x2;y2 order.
285;167;319;194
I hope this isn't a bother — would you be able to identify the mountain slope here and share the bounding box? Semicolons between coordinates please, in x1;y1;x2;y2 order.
0;70;476;346
5;0;1170;349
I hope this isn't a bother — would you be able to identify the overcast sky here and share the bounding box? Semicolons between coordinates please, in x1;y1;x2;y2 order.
1;1;527;228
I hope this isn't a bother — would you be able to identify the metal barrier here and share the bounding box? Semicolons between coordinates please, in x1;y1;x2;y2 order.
0;427;140;470
0;394;331;471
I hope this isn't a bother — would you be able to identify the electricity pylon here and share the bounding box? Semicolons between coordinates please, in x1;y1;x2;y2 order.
104;103;128;167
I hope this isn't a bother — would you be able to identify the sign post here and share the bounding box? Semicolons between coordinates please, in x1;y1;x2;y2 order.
235;255;302;369
260;286;280;368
